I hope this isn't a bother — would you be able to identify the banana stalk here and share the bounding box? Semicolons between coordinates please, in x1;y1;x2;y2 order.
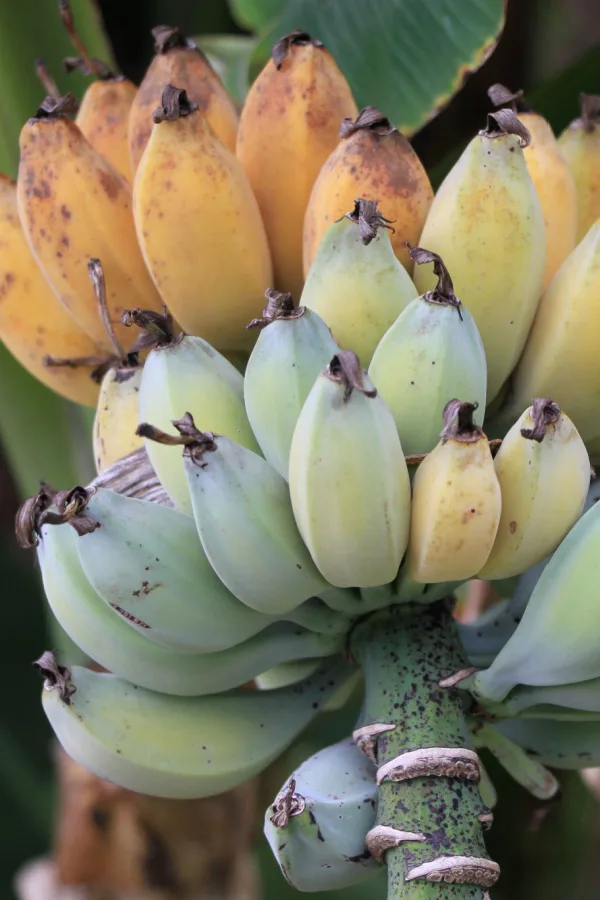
349;602;497;899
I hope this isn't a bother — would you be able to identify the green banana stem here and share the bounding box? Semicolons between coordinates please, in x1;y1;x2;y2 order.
350;602;497;900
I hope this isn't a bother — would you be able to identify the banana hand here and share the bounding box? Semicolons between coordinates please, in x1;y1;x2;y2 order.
38;653;356;799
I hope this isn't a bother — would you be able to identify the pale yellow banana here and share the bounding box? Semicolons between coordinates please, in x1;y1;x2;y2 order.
407;400;502;583
506;218;600;442
558;93;600;242
479;400;591;580
414;109;546;403
488;85;577;290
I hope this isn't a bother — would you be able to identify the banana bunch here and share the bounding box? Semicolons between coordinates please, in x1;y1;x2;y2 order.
8;21;600;889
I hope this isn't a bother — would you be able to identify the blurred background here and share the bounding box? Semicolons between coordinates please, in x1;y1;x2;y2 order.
1;0;600;898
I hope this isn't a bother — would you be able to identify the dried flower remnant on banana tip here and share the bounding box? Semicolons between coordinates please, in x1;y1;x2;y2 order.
15;485;99;549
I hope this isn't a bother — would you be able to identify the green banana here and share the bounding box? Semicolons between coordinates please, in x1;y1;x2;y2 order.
492;717;600;769
243;290;339;480
255;660;321;690
75;487;279;652
38;522;341;696
414;109;545;403
497;677;600;719
460;477;600;667
264;738;380;891
38;654;356;799
300;199;417;367
289;351;411;588
470;722;559;800
164;417;330;614
474;498;600;701
368;247;487;455
131;316;260;512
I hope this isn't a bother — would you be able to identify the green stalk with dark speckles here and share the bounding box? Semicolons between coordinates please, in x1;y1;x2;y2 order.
351;600;496;899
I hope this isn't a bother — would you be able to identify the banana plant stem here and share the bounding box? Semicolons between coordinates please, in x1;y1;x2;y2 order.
350;601;497;900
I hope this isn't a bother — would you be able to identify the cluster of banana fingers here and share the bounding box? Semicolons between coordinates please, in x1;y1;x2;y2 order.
6;9;600;894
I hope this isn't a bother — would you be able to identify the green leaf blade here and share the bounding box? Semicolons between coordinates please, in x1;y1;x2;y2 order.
230;0;506;135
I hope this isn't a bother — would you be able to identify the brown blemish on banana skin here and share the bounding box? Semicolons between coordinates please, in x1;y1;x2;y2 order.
98;168;124;200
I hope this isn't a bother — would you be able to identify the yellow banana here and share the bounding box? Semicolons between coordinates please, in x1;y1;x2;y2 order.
60;0;136;181
407;400;502;583
558;93;600;242
0;173;101;407
478;399;591;580
75;80;137;182
505;218;600;443
414;109;546;404
303;107;433;276
133;85;272;357
17;94;163;353
236;30;357;299
85;259;143;472
93;364;143;472
488;85;577;290
129;24;238;173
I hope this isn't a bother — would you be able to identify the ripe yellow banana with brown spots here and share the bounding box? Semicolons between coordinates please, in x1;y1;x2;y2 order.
128;24;238;174
17;94;163;353
407;400;502;583
60;0;137;182
303;107;433;276
236;30;357;299
0;173;101;407
133;85;272;357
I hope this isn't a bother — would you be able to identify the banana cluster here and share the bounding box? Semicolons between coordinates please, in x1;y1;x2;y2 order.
7;14;600;891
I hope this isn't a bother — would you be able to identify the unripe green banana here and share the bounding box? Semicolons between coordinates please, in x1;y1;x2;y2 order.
478;400;591;580
243;290;339;480
474;498;600;701
146;415;331;614
255;659;321;690
300;200;417;367
414;109;546;403
470;721;559;799
493;717;600;769
264;738;380;891
75;487;280;652
38;521;341;695
128;312;260;512
37;653;356;799
495;677;600;720
458;554;551;667
289;351;411;588
368;247;486;455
